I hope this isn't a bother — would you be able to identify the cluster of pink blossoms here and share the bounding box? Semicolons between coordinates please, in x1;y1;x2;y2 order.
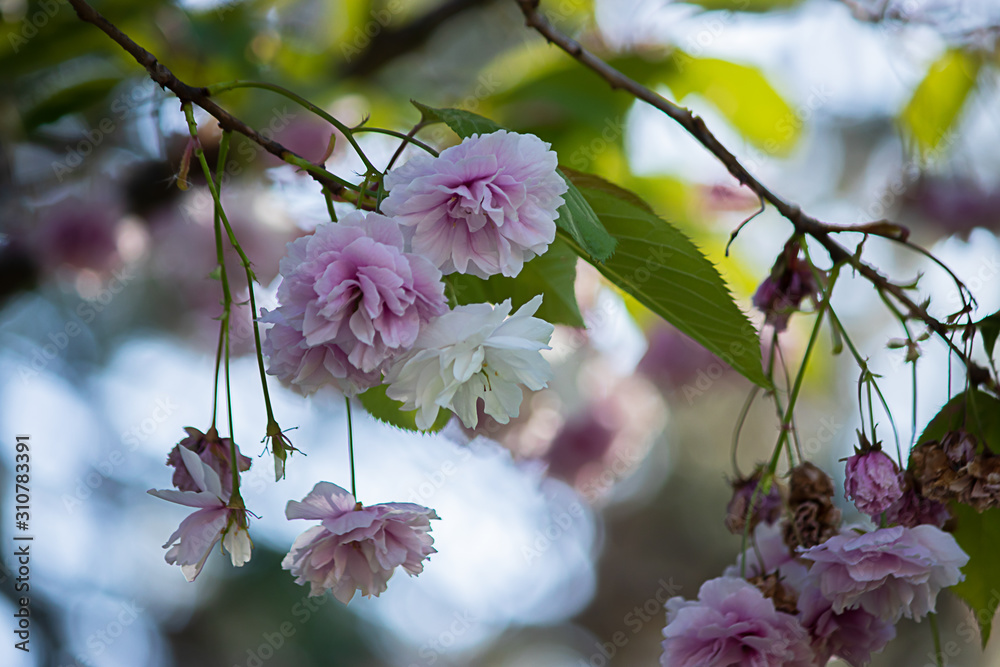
660;454;969;667
261;129;565;425
150;130;568;602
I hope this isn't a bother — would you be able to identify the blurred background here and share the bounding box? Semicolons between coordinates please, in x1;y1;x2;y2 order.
1;0;1000;665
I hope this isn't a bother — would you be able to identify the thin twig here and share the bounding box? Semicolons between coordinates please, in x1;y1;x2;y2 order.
67;0;351;198
514;0;992;388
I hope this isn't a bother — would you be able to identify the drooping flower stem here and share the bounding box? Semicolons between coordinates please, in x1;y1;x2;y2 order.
206;80;380;175
224;314;242;505
351;126;439;158
210;309;225;430
184;105;247;501
323;188;338;222
729;385;761;477
930;613;944;667
742;263;841;575
183;104;232;435
385;121;431;173
827;306;903;464
345;396;357;500
184;107;292;477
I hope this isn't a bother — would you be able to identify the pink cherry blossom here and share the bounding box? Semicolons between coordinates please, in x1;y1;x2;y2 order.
282;482;438;603
263;210;447;394
797;584;895;667
382;130;568;278
148;446;252;581
661;576;816;667
799;525;968;622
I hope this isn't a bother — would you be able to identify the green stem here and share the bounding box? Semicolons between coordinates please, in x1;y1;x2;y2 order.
345;396;357;500
771;264;840;466
280;152;361;195
185;104;232;441
184;105;245;502
210;313;225;430
352;125;439;158
827;306;903;462
323;188;338;222
206;79;381;175
929;613;943;667
730;385;761;477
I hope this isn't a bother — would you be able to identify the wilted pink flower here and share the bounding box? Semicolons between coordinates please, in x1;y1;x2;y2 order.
148;446;252;581
797;584;895;667
800;525;968;622
753;240;820;332
725;468;783;535
725;522;800;581
845;449;904;519
661;576;816;667
166;426;251;495
382;130;568;278
264;211;447;394
883;471;951;529
282;482;438;604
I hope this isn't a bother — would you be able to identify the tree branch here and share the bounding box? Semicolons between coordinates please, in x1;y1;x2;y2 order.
339;0;498;78
515;0;992;387
66;0;350;198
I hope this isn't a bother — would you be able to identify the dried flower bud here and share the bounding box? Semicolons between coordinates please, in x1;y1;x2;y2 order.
910;431;1000;512
884;471;951;529
784;499;842;550
941;430;977;466
752;240;821;331
747;572;799;615
724;468;783;535
788;462;835;504
784;462;841;551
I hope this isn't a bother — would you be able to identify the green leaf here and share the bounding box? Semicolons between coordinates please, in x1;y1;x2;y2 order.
408;101;617;262
901;49;981;153
916;390;1000;454
556;172;617;262
562;174;768;388
977;310;1000;361
947;503;1000;647
687;0;801;11
560;166;654;213
662;53;801;154
358;384;451;433
449;238;584;327
411;100;504;136
915;389;1000;645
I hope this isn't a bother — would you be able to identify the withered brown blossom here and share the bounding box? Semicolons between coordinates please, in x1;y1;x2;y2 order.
910;430;1000;512
784;463;842;551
